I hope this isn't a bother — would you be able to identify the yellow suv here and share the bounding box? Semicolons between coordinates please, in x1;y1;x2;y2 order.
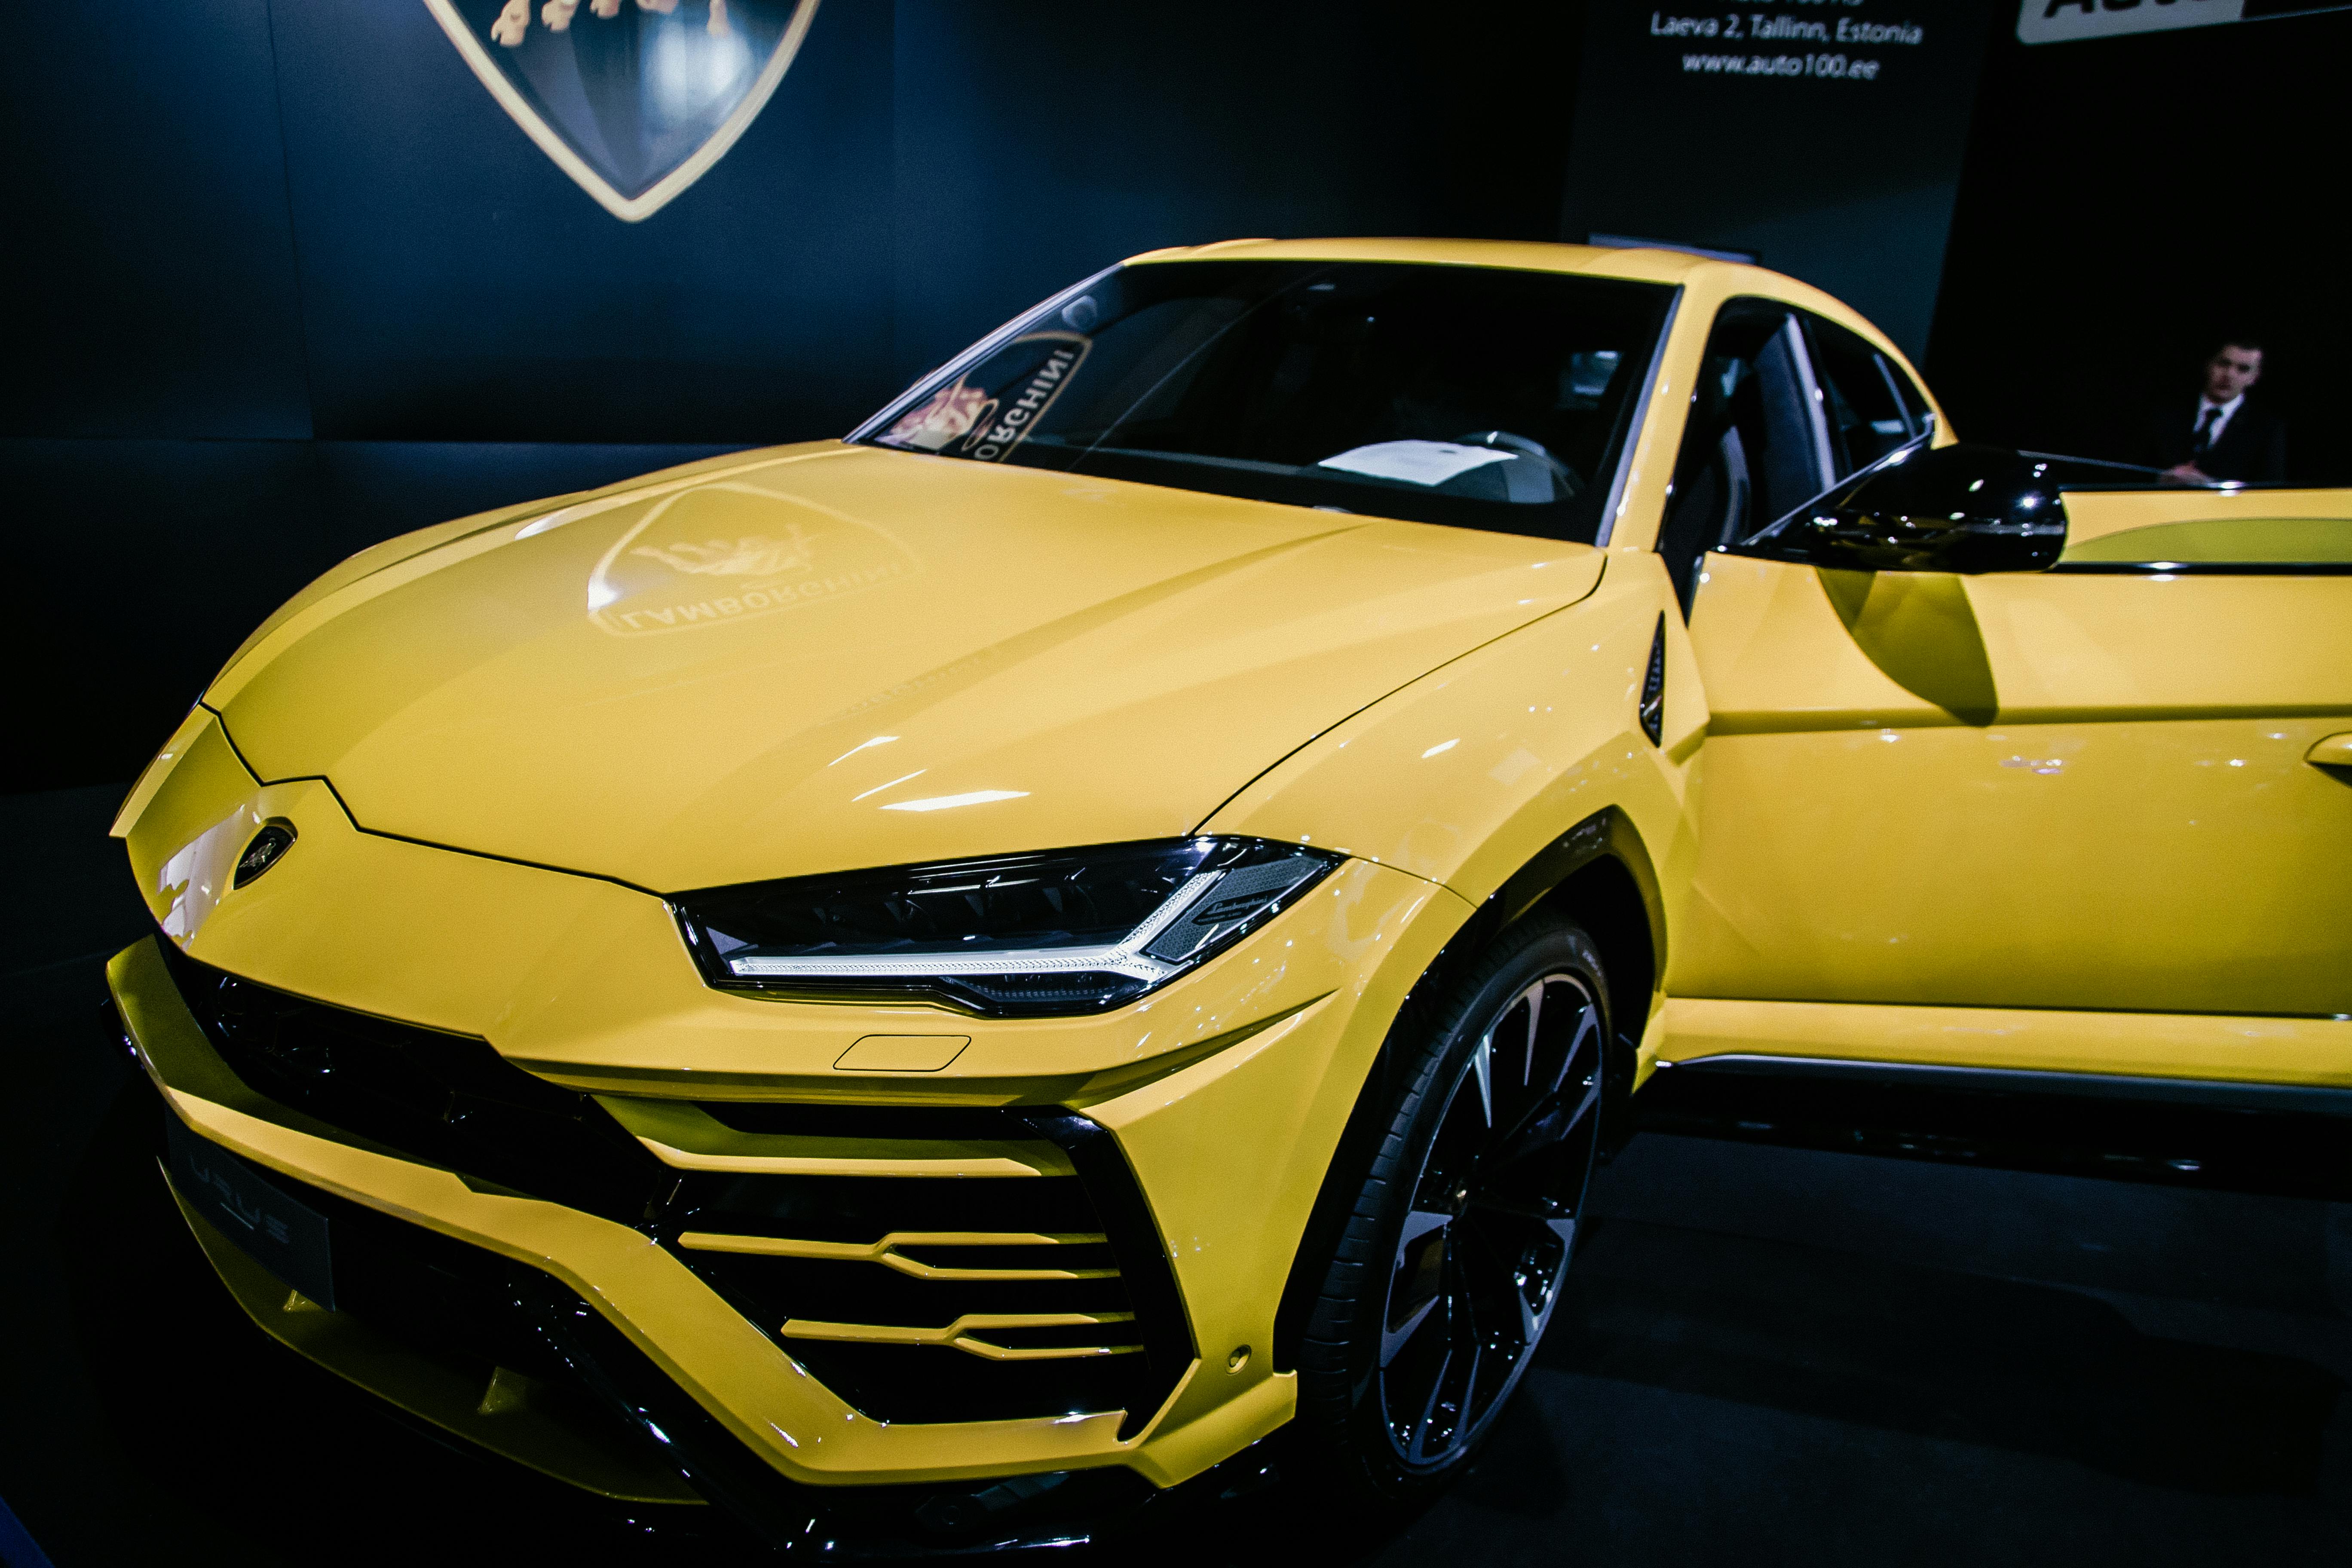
110;239;2352;1550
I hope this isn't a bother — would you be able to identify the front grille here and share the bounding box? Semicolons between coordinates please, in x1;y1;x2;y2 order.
157;945;1197;1435
161;945;668;1223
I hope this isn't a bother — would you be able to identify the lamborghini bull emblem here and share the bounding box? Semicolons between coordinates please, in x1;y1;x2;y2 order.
423;0;823;220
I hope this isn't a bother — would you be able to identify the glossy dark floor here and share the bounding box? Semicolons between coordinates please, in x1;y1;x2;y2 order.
4;785;2347;1566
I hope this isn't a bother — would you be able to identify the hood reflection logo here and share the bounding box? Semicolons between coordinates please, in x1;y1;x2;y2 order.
631;527;815;577
423;0;823;222
588;482;917;637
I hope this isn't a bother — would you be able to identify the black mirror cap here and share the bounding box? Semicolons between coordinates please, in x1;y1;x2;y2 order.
1731;443;2162;575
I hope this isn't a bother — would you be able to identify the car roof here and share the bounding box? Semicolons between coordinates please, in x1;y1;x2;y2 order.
1124;235;1712;283
1120;236;1896;360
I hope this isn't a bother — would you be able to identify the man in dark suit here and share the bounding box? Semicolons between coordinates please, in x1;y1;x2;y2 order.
2146;338;2288;483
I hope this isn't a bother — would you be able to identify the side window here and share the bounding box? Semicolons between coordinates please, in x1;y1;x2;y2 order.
1804;313;1930;476
1657;299;1833;612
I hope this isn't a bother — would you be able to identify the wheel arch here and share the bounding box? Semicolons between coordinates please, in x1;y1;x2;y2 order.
1269;806;1663;1375
1491;805;1663;1076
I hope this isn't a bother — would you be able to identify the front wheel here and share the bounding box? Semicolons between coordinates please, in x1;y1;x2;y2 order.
1294;912;1610;1501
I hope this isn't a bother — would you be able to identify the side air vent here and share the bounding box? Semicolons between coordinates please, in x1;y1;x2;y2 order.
658;1109;1194;1436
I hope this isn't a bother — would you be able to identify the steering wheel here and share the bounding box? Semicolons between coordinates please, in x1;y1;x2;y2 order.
1455;431;1580;501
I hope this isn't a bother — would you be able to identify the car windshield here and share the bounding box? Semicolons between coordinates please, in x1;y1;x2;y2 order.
858;260;1677;544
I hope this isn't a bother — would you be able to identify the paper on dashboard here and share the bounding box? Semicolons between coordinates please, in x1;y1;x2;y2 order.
1317;441;1514;487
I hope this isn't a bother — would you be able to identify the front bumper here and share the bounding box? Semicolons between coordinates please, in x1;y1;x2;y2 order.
145;1092;1180;1552
111;720;1472;1518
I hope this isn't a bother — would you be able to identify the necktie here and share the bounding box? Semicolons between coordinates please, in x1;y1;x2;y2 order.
2192;404;2222;457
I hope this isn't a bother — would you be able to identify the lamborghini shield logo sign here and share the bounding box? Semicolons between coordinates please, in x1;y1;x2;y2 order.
423;0;823;221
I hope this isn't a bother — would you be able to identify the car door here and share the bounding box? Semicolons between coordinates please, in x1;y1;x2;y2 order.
1660;308;2352;1056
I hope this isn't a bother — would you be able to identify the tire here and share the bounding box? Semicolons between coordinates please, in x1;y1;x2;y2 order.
1294;911;1611;1504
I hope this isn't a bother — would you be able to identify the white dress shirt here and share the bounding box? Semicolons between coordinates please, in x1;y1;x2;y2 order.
2193;392;2245;447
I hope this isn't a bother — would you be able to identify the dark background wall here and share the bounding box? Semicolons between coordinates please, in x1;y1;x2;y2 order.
1929;12;2352;471
3;0;2343;796
6;0;1583;452
1560;0;1996;363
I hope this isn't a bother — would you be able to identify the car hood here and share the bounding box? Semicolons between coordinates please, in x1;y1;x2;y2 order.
209;444;1604;891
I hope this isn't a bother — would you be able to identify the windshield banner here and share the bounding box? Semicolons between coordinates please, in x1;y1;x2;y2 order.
882;333;1093;462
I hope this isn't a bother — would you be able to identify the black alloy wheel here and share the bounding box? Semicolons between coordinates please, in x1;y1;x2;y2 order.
1296;913;1610;1501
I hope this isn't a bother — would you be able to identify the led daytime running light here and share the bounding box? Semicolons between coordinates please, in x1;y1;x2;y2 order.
671;837;1340;1017
722;869;1223;985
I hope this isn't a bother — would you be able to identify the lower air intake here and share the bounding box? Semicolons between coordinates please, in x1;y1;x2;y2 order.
659;1108;1195;1436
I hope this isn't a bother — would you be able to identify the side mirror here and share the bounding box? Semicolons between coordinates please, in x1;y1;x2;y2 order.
1730;443;2155;574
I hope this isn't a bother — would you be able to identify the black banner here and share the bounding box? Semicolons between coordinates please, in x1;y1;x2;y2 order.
1560;0;1994;358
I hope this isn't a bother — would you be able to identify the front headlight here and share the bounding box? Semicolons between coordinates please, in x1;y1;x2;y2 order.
671;837;1342;1017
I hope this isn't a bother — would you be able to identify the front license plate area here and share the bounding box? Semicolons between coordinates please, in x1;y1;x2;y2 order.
166;1113;337;1310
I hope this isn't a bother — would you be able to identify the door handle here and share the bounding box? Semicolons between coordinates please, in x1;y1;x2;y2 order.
2309;733;2352;769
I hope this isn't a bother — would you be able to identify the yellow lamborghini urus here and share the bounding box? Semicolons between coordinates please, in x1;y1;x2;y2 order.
108;239;2352;1551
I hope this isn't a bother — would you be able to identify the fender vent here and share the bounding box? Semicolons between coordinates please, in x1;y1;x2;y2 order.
1638;612;1666;746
